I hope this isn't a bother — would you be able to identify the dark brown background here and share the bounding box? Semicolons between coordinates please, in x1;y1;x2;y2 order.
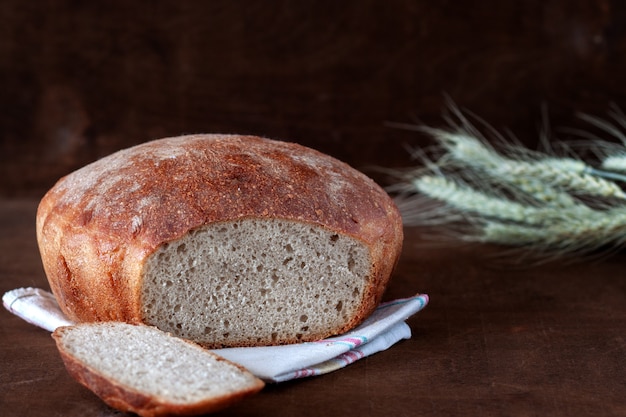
2;0;626;197
2;2;626;417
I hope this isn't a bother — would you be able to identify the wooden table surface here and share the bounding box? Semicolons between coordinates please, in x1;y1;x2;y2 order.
2;198;625;417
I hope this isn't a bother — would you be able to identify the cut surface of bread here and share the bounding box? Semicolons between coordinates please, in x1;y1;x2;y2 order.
52;322;264;417
142;218;371;347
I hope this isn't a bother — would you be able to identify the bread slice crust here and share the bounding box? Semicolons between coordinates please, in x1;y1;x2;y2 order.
52;323;265;417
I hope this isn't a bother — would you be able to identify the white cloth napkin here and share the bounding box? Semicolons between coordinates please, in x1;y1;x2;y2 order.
3;287;428;383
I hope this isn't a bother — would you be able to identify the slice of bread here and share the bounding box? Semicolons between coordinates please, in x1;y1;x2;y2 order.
52;322;264;417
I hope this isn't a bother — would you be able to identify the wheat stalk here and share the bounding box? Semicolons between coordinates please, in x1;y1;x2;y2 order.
390;105;626;260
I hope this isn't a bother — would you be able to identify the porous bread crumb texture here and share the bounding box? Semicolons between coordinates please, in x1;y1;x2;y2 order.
55;323;260;404
141;218;371;347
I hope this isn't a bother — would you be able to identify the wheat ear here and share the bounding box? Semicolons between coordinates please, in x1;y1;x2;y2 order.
602;155;626;172
390;106;626;259
482;207;626;253
428;129;626;200
414;175;581;226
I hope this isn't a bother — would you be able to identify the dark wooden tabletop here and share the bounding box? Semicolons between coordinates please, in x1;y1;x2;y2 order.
2;199;625;417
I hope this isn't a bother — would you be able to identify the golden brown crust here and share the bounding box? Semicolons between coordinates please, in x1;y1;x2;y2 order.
51;326;265;416
37;135;403;340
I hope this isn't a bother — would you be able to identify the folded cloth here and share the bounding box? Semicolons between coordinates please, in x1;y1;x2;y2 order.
3;287;428;383
2;287;74;331
214;295;429;382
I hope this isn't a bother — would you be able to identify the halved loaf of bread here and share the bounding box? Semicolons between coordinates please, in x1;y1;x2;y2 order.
52;322;264;417
37;135;403;347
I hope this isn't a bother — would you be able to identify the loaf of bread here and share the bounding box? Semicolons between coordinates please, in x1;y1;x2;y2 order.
37;134;403;348
52;322;264;416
